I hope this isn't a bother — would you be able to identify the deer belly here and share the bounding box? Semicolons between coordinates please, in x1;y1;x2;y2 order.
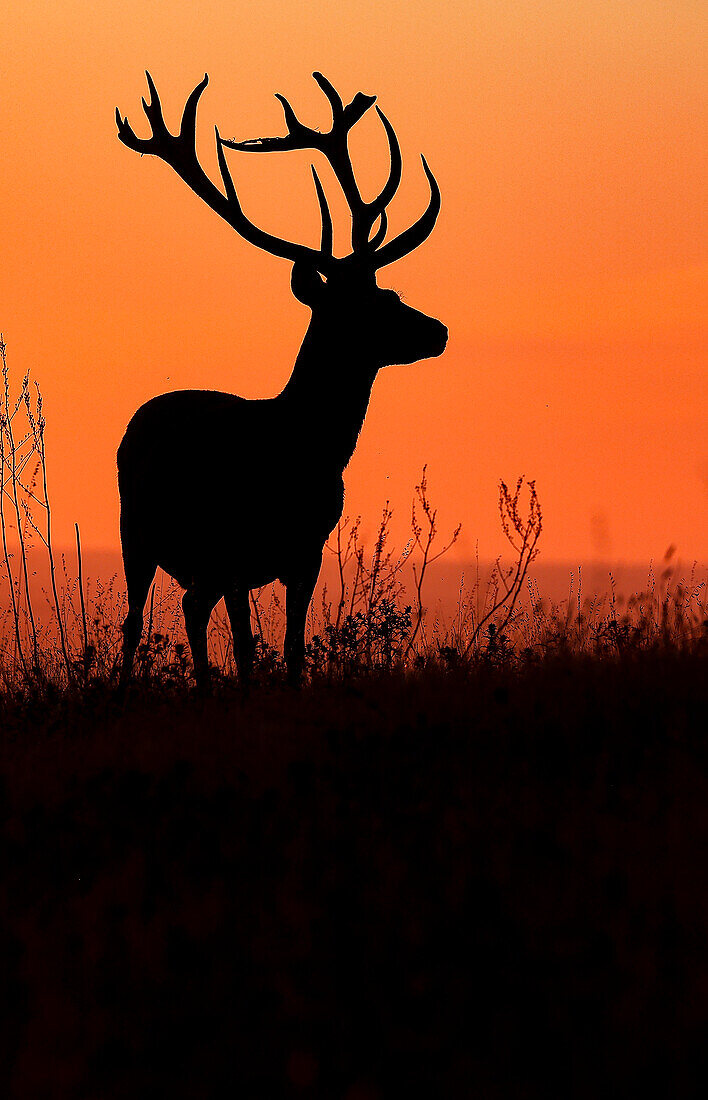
150;475;344;590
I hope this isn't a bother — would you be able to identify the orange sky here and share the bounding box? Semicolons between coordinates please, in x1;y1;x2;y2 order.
2;0;706;564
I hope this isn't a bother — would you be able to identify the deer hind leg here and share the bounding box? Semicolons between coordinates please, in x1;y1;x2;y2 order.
120;550;157;688
284;561;321;686
182;584;220;689
224;586;255;685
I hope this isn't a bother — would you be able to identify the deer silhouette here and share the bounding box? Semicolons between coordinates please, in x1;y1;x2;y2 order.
115;71;447;687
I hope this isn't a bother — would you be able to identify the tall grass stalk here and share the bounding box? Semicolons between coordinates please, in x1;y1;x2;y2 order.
2;366;40;671
23;374;73;680
1;335;32;677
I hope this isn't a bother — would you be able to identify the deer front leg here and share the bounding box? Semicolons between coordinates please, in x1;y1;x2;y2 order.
224;586;255;685
182;584;220;689
119;547;157;691
284;560;321;686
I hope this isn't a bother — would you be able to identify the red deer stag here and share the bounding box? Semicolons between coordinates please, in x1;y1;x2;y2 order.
115;71;447;687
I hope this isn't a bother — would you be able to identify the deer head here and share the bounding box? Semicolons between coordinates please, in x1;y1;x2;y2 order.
116;72;447;367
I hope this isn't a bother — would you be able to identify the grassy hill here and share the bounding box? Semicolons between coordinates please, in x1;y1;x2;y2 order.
3;648;707;1098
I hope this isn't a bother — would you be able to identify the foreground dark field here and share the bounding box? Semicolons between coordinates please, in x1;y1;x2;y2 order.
2;652;708;1098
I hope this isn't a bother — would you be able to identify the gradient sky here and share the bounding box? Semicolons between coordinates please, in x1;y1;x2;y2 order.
2;0;706;563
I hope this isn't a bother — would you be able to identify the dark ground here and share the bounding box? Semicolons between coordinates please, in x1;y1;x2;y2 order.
2;653;708;1098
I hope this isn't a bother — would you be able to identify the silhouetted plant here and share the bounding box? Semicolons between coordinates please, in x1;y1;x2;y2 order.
0;336;75;685
309;502;419;676
405;465;461;659
460;476;542;657
1;336;36;678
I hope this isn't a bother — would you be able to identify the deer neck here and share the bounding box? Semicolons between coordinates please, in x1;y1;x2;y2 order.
279;316;379;472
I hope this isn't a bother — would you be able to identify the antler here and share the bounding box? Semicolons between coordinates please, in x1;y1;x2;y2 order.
221;72;400;256
116;72;440;273
116;72;333;272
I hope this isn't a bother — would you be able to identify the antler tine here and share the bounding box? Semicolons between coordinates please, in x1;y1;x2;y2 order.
220;91;322;153
311;166;333;257
142;70;168;134
274;92;308;138
214;124;241;203
371;155;441;270
311;71;344;120
368;210;388;252
179;72;210;145
115;107;141;152
367;109;402;221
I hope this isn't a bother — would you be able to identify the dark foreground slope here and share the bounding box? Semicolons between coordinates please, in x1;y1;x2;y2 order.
2;655;708;1098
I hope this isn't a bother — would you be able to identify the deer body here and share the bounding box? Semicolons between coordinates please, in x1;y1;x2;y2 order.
116;72;446;685
119;391;337;588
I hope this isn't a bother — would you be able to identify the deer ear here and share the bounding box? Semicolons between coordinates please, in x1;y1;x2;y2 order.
291;263;327;306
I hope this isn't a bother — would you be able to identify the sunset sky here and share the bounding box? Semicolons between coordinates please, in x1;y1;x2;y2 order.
3;1;706;565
